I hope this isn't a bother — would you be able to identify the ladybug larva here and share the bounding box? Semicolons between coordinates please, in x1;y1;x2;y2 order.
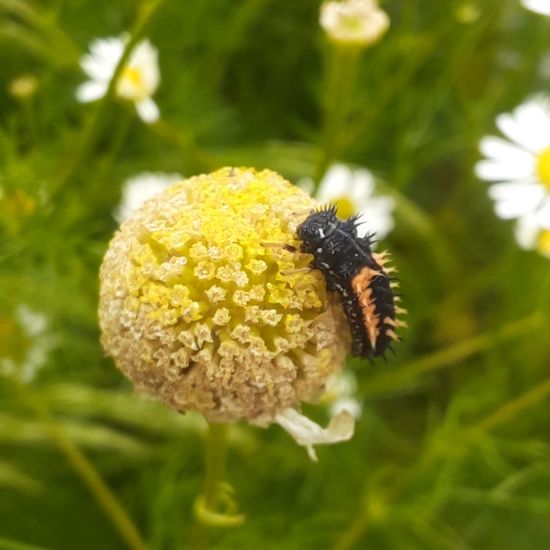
295;205;406;359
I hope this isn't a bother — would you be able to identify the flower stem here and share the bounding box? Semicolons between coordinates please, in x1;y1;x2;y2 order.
314;45;360;190
203;423;228;506
193;423;245;532
9;379;147;550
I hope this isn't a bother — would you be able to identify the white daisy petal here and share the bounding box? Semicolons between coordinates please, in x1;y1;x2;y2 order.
522;0;550;16
496;99;550;153
515;214;540;249
81;37;124;82
130;39;160;93
475;160;534;181
317;164;354;202
75;81;108;103
115;172;182;223
479;136;536;167
275;408;355;461
349;168;376;206
136;97;160;124
536;196;550;228
488;182;546;219
355;196;395;240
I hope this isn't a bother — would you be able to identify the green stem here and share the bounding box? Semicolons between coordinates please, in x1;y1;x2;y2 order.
314;45;360;189
9;379;147;550
203;423;228;506
193;423;244;535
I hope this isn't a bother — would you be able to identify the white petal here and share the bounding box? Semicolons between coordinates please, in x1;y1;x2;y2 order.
479;136;535;167
129;39;160;93
349;168;375;207
488;182;546;219
496;98;550;153
275;408;355;461
515;214;540;249
135;98;160;123
114;172;181;223
355;196;395;240
522;0;550;16
536;196;550;228
329;398;363;420
80;36;124;82
75;81;107;103
317;164;354;202
475;159;533;181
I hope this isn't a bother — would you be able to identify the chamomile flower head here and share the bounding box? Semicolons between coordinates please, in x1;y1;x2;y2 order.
99;167;354;459
114;172;182;223
320;0;390;48
475;96;550;257
521;0;550;16
77;35;160;123
316;163;395;242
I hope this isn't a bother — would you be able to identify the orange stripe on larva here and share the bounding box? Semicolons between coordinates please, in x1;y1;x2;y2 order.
351;266;383;351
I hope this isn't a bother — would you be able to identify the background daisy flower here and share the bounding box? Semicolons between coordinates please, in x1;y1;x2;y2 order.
320;0;390;47
76;36;160;123
316;163;395;242
475;97;550;256
521;0;550;16
114;172;182;223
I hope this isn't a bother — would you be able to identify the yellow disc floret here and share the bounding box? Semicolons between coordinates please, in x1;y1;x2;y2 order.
99;167;349;422
537;147;550;189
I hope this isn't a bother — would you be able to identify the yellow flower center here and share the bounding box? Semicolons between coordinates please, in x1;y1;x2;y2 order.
537;229;550;258
333;196;356;219
118;66;147;99
537;147;550;189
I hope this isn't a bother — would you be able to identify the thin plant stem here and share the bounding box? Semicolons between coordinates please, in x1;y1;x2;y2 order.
334;376;550;550
192;422;244;548
203;423;228;506
9;379;147;550
314;45;360;189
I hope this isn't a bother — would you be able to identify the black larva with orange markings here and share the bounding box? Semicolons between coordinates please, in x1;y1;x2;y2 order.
296;205;405;359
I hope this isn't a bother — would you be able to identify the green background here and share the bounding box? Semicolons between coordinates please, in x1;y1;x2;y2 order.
1;0;549;548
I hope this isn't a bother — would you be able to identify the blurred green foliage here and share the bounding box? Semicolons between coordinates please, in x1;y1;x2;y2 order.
1;0;550;549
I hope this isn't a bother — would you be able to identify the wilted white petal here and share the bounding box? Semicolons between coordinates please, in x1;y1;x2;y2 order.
275;408;355;461
75;81;108;103
522;0;550;16
135;97;160;123
330;397;363;419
